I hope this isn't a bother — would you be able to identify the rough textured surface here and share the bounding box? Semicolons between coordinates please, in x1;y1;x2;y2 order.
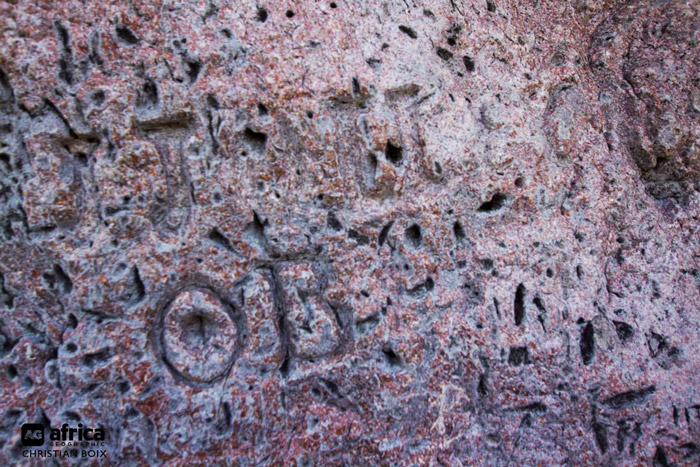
1;0;699;464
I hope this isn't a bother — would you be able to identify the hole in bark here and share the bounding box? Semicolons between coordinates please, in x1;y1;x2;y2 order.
67;314;78;329
245;211;267;248
514;284;525;325
378;221;393;247
382;346;402;367
348;229;370;245
352;77;361;95
129;267;145;304
385;141;403;165
593;419;608;453
208;227;235;252
43;264;73;295
463;56;476;72
478;193;508;212
405;224;422;248
478;374;489;396
453;221;465;242
185;58;202;84
580;322;595;365
533;296;546;314
118;380;130;393
81;348;112;368
279;354;290;376
366;153;377;180
207;94;220;109
436;47;453;61
115;25;140;45
326;211;343;231
243;127;267;155
653;446;669;467
613;321;634;344
398;25;418;39
140;80;158;107
91;90;105;106
508;346;530;366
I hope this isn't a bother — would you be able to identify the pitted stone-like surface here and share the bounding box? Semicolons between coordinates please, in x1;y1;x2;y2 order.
160;287;239;384
590;0;700;201
0;0;699;465
277;261;344;361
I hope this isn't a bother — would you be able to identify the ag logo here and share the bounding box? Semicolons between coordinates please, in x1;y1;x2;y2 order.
21;423;44;446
